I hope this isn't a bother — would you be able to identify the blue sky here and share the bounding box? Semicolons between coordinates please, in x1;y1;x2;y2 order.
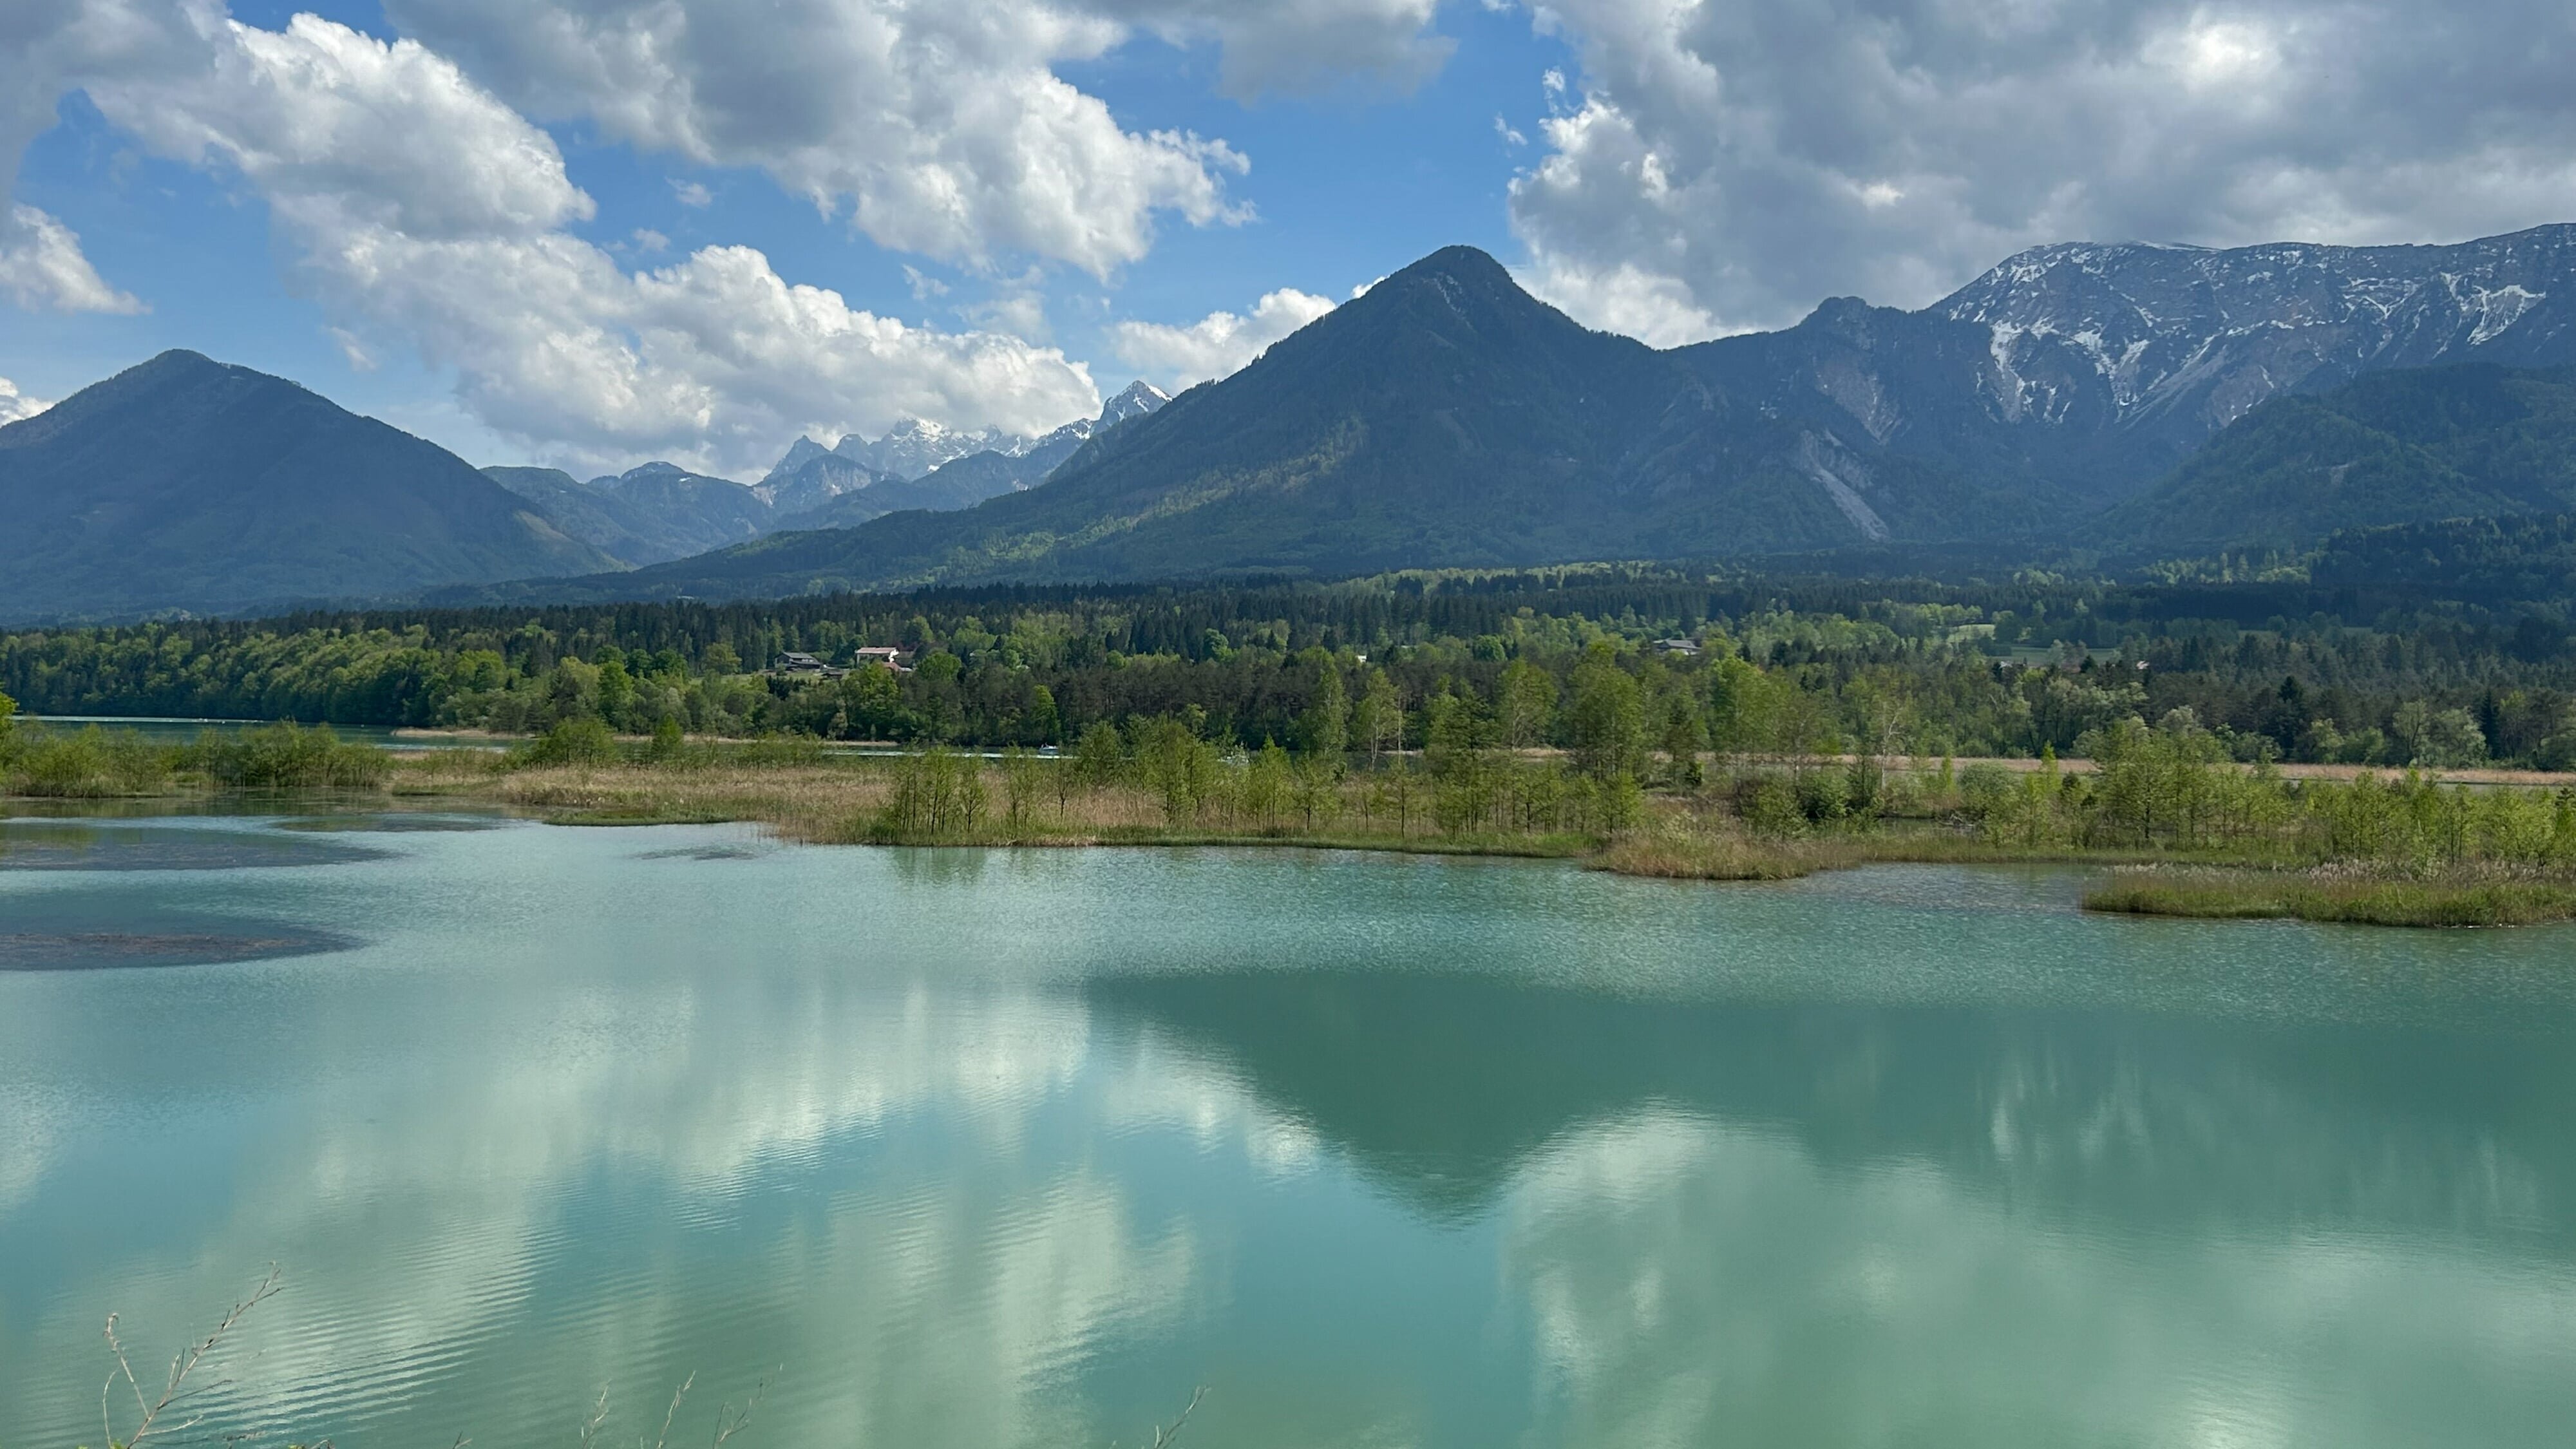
8;0;2575;478
2;1;1578;475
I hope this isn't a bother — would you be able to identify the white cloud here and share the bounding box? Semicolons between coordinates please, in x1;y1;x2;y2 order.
1109;287;1338;389
382;0;1261;278
0;375;52;425
1;0;1456;471
1517;252;1717;349
669;178;711;209
0;0;182;316
0;203;143;313
1512;0;2576;338
50;8;1099;476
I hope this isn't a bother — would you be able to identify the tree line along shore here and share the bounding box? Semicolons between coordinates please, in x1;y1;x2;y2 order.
8;682;2576;928
9;567;2576;926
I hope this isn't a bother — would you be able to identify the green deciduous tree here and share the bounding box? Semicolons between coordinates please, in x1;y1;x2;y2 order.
1566;650;1646;782
1298;659;1349;760
1495;659;1557;750
1351;668;1403;766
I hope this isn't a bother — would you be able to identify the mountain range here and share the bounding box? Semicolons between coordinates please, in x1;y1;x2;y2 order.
468;383;1175;570
10;224;2576;622
508;225;2576;603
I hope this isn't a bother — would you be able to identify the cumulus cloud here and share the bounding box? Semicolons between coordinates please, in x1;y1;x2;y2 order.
1;1;1455;469
382;0;1260;278
1109;287;1338;389
43;8;1099;475
0;375;52;425
0;0;171;315
0;203;143;312
1512;0;2576;339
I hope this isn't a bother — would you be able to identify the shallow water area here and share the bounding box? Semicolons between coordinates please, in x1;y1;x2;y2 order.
3;814;2573;1447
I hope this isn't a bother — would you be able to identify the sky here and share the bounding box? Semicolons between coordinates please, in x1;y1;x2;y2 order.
6;0;2576;480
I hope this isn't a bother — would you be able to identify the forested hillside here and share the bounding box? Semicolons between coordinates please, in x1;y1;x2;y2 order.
2101;366;2576;551
0;352;617;620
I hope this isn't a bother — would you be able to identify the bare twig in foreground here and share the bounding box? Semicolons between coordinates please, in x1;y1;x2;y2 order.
711;1368;778;1446
102;1264;283;1449
1136;1386;1207;1449
651;1373;697;1449
576;1387;610;1449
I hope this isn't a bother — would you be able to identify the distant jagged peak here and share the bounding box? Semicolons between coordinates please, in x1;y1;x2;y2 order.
761;435;837;484
833;415;1019;479
1099;379;1170;425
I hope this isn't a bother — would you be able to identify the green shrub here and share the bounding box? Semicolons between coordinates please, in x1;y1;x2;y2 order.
1742;774;1804;837
186;723;393;788
1956;762;2014;816
5;724;176;797
518;717;620;766
876;746;987;837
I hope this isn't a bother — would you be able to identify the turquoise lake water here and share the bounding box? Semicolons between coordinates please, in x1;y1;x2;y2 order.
3;814;2573;1446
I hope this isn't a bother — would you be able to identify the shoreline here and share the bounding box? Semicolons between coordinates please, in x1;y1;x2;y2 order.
10;747;2574;930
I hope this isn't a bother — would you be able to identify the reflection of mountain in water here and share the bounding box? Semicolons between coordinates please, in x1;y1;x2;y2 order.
1088;971;2576;1244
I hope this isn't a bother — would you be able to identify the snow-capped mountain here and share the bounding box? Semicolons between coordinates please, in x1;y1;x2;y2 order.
761;381;1176;534
833;418;1016;480
758;381;1173;504
1097;379;1171;428
1003;380;1172;462
1935;223;2576;442
1668;222;2576;518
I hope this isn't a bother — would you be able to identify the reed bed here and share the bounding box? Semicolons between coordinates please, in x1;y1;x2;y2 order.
2083;864;2576;927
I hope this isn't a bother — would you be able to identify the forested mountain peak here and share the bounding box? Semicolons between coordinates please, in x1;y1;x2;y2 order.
0;350;617;623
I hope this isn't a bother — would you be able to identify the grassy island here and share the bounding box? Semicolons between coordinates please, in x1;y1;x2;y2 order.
2083;867;2576;927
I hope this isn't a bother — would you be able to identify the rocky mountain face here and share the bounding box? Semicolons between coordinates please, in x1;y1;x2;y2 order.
755;453;887;518
832;419;1014;481
0;351;618;622
1647;224;2576;536
1930;225;2576;484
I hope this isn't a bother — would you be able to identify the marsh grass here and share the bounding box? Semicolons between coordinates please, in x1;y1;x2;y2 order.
2083;864;2576;927
19;725;2576;928
400;752;1604;862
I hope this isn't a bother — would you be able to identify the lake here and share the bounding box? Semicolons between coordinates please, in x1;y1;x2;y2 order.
3;813;2573;1447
